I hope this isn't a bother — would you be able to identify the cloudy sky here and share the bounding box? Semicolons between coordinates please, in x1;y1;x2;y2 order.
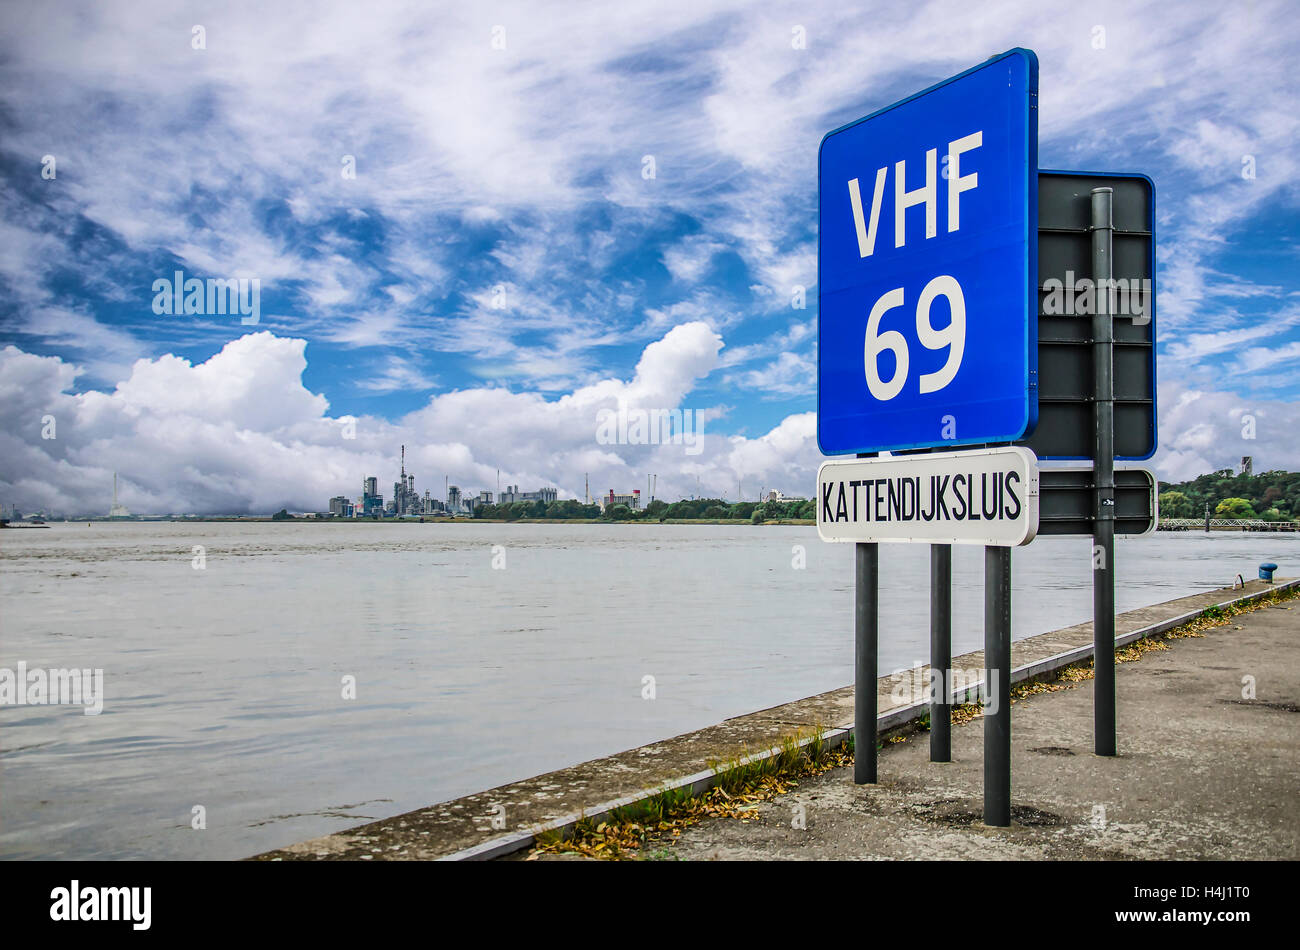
1;0;1297;515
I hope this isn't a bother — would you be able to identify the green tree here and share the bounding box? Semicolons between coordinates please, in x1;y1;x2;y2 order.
1157;491;1194;519
271;508;291;520
703;505;728;520
1215;497;1257;519
663;501;695;520
764;500;791;520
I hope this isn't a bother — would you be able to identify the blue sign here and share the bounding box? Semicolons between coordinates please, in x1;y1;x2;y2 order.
818;49;1039;455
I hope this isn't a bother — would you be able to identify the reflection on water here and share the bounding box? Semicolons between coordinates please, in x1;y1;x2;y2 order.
1;521;1292;859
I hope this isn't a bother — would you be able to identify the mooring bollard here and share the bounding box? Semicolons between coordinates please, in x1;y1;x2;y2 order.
1259;562;1278;583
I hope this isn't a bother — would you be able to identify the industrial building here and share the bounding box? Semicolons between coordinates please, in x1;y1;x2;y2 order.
498;485;559;505
600;489;640;510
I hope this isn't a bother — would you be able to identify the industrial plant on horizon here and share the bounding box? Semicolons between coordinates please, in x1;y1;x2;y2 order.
324;446;805;520
328;444;564;519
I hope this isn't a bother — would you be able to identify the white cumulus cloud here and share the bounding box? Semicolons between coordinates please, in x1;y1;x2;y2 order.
1;324;830;515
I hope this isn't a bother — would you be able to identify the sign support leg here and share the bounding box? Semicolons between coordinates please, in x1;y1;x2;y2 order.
983;545;1011;826
1092;185;1117;758
854;541;878;784
930;544;952;762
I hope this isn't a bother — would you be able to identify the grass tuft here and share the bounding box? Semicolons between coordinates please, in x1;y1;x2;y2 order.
526;724;848;860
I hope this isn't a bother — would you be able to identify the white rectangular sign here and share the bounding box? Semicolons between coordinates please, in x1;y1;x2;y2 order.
817;447;1039;546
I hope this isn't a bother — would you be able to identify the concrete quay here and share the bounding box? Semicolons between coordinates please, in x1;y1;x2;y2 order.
624;582;1299;860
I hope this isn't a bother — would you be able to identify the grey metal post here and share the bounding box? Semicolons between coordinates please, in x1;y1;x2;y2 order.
855;541;879;784
1204;502;1211;533
983;545;1011;826
930;544;952;762
1092;186;1117;758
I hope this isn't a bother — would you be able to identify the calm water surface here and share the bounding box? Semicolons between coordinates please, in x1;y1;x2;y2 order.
1;521;1293;859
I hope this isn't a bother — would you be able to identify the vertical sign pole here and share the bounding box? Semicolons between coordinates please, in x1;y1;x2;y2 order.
854;450;878;784
983;545;1012;826
855;541;879;783
1092;186;1117;758
930;544;952;762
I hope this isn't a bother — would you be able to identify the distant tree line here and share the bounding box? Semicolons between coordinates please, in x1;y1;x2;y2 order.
1158;469;1300;522
474;499;603;520
472;496;817;522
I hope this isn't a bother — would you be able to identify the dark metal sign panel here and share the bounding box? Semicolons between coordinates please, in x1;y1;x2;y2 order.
1037;467;1157;536
1019;171;1156;460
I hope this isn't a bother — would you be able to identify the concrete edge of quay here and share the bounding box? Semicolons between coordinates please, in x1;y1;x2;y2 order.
252;576;1298;863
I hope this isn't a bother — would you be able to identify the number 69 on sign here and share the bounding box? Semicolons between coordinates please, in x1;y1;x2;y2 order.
865;274;965;401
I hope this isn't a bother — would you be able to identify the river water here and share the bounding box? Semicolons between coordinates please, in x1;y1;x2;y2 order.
0;521;1293;859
